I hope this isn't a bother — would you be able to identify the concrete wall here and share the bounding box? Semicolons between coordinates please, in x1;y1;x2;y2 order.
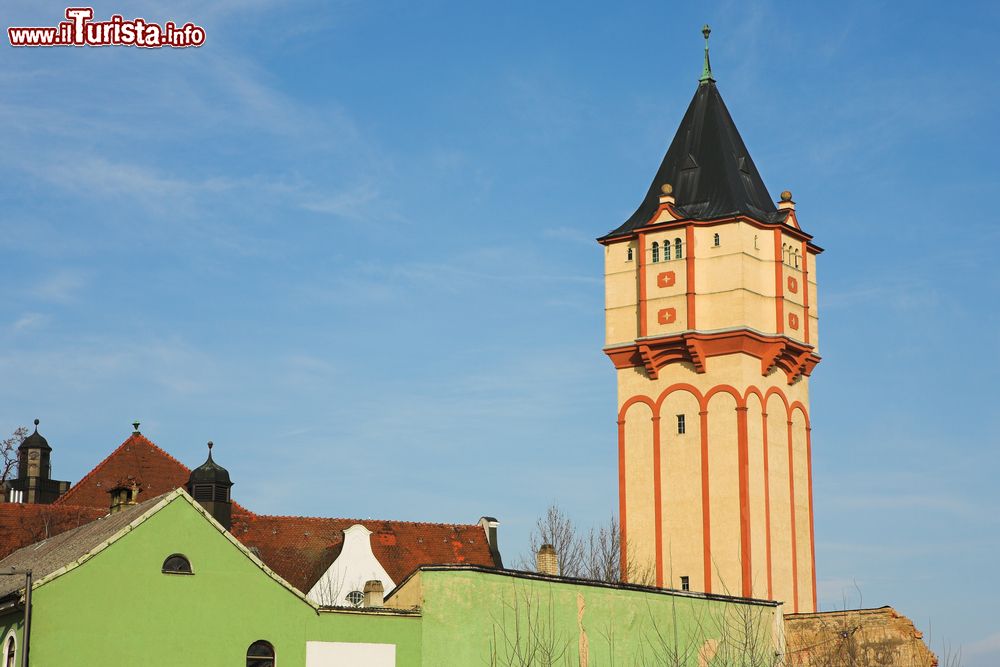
389;567;783;667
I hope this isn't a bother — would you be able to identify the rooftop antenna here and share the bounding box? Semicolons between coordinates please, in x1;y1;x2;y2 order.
699;24;714;84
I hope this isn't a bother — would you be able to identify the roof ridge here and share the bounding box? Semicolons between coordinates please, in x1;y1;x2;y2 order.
244;513;482;528
55;433;190;505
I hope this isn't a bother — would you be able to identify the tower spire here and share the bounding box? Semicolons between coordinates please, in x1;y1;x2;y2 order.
699;24;714;84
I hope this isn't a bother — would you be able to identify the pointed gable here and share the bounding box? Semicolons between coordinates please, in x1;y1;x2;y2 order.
602;80;784;240
54;433;191;509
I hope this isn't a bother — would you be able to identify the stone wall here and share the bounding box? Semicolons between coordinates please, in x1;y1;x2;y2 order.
784;606;937;667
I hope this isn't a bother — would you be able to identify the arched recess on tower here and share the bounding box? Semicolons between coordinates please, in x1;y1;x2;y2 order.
745;390;769;600
620;398;656;583
658;387;702;591
765;390;794;610
790;405;813;612
705;390;741;596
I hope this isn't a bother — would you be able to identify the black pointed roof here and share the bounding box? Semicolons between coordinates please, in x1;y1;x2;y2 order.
19;419;51;452
187;443;232;487
601;80;785;240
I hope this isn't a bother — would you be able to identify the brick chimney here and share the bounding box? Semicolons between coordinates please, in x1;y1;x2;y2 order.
536;544;559;576
108;479;140;514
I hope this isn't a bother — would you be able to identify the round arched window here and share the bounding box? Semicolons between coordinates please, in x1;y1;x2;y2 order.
162;554;192;574
5;634;15;667
346;590;364;607
247;640;275;667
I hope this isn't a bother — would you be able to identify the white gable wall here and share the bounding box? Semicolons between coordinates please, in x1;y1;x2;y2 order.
306;524;395;606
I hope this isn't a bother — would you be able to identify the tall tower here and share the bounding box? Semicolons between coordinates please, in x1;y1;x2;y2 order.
599;27;820;612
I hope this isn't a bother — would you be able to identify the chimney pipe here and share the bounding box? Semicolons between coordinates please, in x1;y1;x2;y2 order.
536;544;559;576
363;579;384;607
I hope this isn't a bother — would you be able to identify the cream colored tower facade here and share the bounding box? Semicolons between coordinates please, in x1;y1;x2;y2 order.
599;63;821;612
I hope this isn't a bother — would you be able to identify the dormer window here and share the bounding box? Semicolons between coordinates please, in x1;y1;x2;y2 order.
162;554;192;574
674;238;683;259
651;242;660;263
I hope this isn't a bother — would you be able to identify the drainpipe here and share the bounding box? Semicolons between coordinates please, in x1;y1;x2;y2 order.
1;568;31;667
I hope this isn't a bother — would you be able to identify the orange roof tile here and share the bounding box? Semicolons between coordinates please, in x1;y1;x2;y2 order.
53;433;252;516
54;433;191;509
0;503;106;560
7;433;498;593
231;512;496;593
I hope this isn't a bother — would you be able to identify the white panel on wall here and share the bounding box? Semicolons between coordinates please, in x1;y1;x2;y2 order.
305;641;396;666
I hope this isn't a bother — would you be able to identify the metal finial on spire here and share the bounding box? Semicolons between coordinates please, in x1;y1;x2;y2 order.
207;441;214;451
699;24;714;84
132;421;140;433
33;418;40;429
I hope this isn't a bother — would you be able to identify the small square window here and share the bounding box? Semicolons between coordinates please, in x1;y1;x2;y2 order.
680;576;690;591
676;414;686;435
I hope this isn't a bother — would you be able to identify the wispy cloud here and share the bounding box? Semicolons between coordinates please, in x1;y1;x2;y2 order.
29;270;89;303
10;312;48;332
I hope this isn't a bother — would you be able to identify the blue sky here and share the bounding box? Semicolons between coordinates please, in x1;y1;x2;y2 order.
2;0;998;661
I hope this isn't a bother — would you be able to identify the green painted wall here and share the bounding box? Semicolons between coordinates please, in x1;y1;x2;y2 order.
415;569;781;667
22;496;421;666
0;609;22;664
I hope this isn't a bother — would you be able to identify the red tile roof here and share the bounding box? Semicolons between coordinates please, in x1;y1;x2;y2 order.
53;433;252;515
0;503;106;560
54;433;192;509
230;512;497;593
4;432;499;591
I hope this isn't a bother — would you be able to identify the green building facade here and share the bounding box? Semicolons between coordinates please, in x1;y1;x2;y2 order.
0;489;782;666
0;491;421;667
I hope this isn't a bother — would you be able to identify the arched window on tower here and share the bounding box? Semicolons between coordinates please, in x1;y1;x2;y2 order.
794;250;800;269
782;244;788;264
626;246;633;262
247;640;275;667
674;238;683;259
713;232;720;247
651;241;660;263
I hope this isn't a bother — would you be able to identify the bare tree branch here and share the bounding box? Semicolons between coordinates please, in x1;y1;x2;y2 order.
1;426;28;487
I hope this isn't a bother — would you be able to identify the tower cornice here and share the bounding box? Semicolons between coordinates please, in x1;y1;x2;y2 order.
604;328;820;384
597;211;823;254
